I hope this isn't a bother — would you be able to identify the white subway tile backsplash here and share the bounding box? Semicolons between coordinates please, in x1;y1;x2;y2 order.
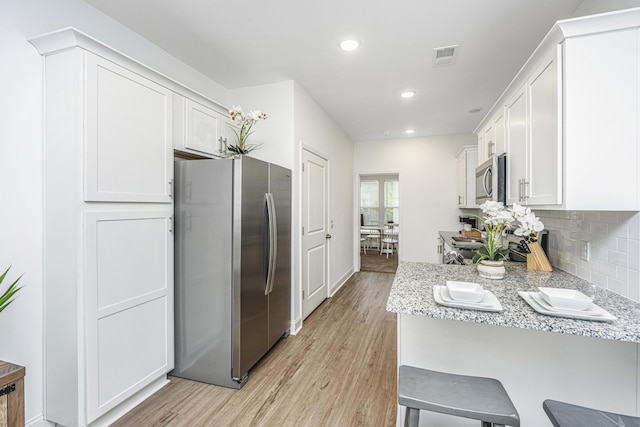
630;240;640;271
591;221;608;235
608;251;628;268
617;238;628;254
630;271;640;302
538;210;640;301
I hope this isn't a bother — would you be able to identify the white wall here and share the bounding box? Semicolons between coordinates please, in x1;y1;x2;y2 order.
227;81;295;170
293;83;355;325
355;135;476;263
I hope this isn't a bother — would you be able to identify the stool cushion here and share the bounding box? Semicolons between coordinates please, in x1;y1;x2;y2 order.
543;399;640;427
399;365;520;426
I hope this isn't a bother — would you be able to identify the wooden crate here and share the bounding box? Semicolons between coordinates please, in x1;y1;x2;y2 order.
0;360;25;427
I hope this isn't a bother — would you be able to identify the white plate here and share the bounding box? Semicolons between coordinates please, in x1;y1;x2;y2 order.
440;287;494;307
445;280;485;302
519;291;616;322
434;286;502;312
538;287;593;310
530;293;596;315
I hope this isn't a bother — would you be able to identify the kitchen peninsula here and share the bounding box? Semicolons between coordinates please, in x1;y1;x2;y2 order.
388;262;640;426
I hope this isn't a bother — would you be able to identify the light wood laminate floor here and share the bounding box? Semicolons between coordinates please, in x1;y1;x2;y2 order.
112;271;397;426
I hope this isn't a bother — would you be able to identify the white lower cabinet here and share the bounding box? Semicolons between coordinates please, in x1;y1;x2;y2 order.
85;211;173;423
29;29;176;427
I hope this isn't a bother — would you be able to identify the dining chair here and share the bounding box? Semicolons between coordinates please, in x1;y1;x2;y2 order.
380;224;399;258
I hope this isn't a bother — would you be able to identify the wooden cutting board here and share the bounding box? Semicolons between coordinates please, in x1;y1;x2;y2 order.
461;229;482;238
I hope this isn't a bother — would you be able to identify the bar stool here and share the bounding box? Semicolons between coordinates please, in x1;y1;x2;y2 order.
543;399;640;427
398;365;520;427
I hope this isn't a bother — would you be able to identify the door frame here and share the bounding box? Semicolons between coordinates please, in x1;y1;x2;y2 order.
355;170;401;272
300;145;330;322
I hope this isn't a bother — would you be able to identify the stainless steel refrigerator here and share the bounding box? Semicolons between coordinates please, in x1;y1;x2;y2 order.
172;156;291;389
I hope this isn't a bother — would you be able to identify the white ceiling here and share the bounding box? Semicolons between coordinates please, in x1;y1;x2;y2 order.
86;0;585;141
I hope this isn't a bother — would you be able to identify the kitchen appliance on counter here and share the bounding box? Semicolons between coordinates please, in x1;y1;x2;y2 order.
173;157;291;389
475;154;506;205
459;216;478;229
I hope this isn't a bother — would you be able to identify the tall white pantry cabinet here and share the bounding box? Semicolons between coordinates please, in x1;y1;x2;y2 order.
27;28;229;426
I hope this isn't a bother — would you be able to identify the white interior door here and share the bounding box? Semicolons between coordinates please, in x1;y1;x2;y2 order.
302;149;329;319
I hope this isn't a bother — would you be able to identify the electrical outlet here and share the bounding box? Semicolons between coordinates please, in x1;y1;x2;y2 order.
580;240;591;261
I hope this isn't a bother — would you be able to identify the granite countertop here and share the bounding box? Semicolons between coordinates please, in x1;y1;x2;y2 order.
387;261;640;343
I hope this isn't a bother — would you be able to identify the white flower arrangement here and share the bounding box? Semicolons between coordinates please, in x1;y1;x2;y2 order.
473;201;544;263
510;203;545;243
224;105;268;156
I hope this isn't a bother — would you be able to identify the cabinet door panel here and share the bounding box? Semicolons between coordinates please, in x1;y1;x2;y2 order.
483;124;494;159
505;88;527;205
456;154;466;207
93;297;169;419
564;30;638;209
87;212;171;313
84;210;173;422
86;54;173;202
493;111;505;156
185;99;222;155
528;54;561;205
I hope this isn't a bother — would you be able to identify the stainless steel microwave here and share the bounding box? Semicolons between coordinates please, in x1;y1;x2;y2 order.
475;154;506;205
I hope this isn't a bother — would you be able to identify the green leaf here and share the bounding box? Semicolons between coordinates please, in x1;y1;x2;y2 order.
0;266;23;314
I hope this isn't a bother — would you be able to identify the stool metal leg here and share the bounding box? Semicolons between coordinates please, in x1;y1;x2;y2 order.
404;407;420;427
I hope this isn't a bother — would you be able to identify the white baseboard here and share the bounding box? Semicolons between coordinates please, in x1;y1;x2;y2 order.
329;267;355;297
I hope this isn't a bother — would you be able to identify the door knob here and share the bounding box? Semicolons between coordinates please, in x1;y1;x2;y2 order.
326;234;332;239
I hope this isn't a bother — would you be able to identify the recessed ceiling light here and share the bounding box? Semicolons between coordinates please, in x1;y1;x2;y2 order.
339;39;360;51
401;91;416;99
405;129;416;134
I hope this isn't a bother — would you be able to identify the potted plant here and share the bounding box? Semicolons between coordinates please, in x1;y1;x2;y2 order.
0;266;22;313
223;105;268;156
472;201;513;279
472;202;547;278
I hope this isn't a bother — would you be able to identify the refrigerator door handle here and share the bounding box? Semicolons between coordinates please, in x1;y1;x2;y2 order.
265;193;278;295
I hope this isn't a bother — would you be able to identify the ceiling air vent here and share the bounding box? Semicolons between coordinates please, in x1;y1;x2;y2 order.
433;45;459;66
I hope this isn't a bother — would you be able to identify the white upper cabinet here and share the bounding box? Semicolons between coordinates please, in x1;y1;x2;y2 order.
563;27;639;210
482;123;494;162
492;111;506;158
477;8;640;210
173;94;229;157
476;131;485;164
505;87;528;205
506;48;561;206
477;110;505;164
85;54;173;203
526;50;561;206
456;145;478;208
